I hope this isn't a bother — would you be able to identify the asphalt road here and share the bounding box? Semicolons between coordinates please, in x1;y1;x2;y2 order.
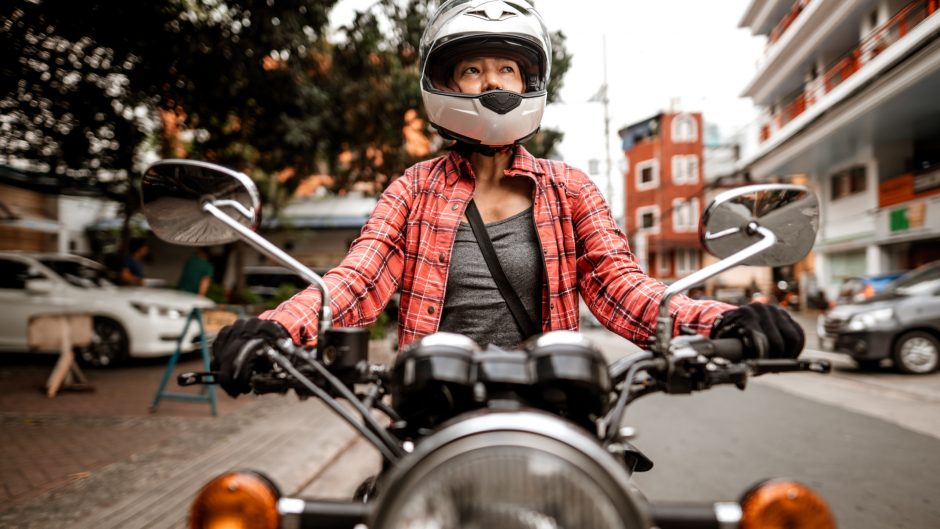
581;323;940;529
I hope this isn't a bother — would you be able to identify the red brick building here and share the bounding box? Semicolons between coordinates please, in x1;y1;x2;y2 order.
619;112;705;281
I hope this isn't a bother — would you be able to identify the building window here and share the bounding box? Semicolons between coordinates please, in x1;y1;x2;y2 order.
672;198;699;233
635;159;659;190
658;251;671;275
830;166;866;200
675;249;698;275
636;205;660;234
671;113;697;143
671;155;699;184
588;159;600;175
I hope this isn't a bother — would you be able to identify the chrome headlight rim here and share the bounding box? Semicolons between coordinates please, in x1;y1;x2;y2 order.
370;410;650;529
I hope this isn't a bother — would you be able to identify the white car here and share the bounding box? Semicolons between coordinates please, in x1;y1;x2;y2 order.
0;251;215;366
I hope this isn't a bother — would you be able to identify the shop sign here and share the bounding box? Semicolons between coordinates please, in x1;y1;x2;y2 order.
889;202;926;232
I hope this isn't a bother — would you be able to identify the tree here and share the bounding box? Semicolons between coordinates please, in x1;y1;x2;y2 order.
2;0;571;201
1;0;339;222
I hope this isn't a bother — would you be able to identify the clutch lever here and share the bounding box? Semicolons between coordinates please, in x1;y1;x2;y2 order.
178;371;219;386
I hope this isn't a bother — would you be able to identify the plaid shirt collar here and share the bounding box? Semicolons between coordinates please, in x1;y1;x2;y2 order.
447;145;546;181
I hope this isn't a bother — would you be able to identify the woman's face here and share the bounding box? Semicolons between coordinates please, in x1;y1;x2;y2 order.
446;56;524;94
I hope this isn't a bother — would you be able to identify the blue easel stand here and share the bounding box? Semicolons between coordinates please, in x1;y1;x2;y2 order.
150;307;217;416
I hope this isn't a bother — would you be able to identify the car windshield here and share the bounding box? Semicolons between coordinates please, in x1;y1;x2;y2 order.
885;263;940;297
39;258;113;288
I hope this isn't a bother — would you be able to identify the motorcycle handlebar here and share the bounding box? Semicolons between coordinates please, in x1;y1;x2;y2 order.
707;338;745;362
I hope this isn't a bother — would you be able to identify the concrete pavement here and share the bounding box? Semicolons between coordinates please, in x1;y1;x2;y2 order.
0;348;385;529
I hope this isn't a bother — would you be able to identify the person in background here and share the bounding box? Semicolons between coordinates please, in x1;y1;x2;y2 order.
120;238;149;286
177;247;214;297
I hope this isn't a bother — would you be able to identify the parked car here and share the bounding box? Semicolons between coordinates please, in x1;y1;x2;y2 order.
835;271;905;306
819;261;940;373
0;252;214;366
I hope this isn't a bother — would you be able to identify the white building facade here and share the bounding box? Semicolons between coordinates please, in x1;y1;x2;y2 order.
739;0;940;300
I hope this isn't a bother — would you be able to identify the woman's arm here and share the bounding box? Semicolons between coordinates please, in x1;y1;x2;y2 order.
260;174;413;345
571;173;734;345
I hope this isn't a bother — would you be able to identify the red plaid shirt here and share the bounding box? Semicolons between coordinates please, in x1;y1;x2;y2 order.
261;146;734;350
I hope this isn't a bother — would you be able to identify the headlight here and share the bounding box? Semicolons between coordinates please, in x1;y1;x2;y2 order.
131;302;186;319
846;308;894;331
371;412;649;529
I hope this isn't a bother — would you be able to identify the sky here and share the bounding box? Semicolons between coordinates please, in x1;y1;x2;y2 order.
329;0;767;217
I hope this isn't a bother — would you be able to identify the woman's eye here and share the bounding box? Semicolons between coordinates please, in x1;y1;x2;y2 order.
501;66;514;73
464;66;480;75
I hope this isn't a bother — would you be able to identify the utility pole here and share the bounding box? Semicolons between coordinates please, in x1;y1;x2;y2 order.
602;36;614;209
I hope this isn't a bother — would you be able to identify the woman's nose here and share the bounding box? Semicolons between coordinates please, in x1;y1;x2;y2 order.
482;70;502;91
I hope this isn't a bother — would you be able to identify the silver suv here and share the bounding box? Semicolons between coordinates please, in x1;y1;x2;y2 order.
821;260;940;374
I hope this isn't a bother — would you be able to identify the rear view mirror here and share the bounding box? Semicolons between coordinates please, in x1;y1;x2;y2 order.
140;160;261;246
700;184;818;267
140;158;335;333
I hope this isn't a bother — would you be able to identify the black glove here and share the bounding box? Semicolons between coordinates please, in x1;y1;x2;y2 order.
710;303;804;359
212;318;291;398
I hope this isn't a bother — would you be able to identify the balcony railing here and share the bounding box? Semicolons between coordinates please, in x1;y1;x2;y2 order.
759;0;938;144
768;0;812;45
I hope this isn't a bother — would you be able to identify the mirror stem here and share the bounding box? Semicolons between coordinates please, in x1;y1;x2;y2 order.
654;223;776;355
203;201;333;333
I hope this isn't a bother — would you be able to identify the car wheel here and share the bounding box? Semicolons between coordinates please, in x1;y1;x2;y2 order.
76;317;129;367
892;331;939;374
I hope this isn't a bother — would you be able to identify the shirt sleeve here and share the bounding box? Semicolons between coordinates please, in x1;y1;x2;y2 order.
260;173;413;345
570;171;735;345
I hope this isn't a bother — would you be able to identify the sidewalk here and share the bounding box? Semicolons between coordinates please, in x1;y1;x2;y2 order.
0;348;385;528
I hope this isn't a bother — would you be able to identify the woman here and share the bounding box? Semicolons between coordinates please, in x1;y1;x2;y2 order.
213;0;803;397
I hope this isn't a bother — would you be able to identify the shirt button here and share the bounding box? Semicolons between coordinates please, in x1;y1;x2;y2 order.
438;253;446;263
452;204;459;210
427;306;435;314
550;303;555;310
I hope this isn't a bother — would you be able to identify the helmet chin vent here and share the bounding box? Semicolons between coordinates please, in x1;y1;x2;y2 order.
480;91;522;115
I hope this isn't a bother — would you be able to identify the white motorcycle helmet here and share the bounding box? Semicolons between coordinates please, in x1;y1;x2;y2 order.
419;0;552;148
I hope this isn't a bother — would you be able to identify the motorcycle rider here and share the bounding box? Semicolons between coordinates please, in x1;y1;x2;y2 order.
213;0;804;397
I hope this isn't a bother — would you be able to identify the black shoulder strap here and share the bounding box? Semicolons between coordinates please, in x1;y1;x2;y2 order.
465;200;540;338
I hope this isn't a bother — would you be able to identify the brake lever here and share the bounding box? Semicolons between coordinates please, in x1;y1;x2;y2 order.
178;371;219;386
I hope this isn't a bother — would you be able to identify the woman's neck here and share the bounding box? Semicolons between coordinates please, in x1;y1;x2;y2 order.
468;147;514;190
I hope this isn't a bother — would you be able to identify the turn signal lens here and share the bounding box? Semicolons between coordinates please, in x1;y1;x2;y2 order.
190;472;280;529
740;479;835;529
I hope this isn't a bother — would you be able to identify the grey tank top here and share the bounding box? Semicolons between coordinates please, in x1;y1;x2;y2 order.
438;207;542;348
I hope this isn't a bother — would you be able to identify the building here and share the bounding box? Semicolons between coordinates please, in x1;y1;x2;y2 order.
0;165;122;254
619;112;705;282
738;0;940;301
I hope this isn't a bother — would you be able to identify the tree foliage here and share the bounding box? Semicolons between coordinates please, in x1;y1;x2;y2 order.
1;0;572;204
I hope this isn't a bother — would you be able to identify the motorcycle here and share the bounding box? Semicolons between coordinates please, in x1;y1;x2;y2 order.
140;159;835;529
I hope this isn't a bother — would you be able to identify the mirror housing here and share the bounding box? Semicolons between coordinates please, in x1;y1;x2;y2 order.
141;160;261;246
700;184;818;267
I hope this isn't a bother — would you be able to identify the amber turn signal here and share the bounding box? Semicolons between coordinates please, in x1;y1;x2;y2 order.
740;479;836;529
190;471;281;529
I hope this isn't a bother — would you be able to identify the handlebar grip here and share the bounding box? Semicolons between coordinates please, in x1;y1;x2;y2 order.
710;338;744;362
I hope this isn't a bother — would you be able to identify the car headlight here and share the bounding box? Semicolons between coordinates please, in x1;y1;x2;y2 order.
131;302;186;319
371;412;649;529
846;308;894;331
